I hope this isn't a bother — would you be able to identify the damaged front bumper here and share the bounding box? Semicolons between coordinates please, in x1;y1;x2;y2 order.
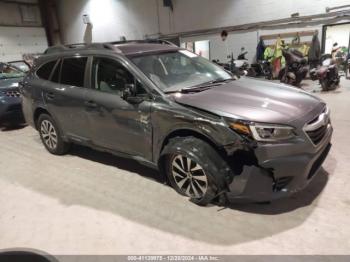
225;125;333;202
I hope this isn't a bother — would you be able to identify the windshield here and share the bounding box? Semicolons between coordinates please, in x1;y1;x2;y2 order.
130;50;232;92
0;63;25;79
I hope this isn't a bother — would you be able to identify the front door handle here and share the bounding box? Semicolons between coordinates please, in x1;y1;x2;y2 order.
84;100;98;108
46;92;55;100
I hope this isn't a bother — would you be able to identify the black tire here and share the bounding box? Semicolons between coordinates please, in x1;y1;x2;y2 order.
247;67;257;77
278;68;285;81
37;114;70;155
161;136;231;206
320;79;330;91
294;74;303;87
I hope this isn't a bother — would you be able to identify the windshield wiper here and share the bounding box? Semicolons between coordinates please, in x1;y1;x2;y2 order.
164;86;211;94
164;78;235;94
191;78;235;88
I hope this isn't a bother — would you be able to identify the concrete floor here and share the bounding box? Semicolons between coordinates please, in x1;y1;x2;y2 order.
0;79;350;255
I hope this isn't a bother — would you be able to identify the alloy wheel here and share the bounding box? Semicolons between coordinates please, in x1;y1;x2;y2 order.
171;155;208;199
40;120;58;150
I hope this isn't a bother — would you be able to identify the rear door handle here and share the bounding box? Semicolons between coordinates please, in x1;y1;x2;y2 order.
46;92;55;100
84;100;98;108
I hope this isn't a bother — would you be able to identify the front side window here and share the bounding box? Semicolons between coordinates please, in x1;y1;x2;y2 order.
130;50;232;92
92;57;135;95
61;57;87;87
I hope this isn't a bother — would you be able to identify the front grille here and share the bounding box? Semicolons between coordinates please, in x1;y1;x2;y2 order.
304;107;330;146
2;90;21;97
308;143;331;179
6;104;22;112
273;176;293;192
306;124;328;145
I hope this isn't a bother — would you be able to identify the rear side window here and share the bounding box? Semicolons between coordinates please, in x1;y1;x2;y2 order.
36;60;57;80
61;57;87;87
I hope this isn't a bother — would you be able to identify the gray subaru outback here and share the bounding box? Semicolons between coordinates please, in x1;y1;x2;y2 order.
20;41;332;205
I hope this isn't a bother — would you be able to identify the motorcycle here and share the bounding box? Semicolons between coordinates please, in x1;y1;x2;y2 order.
310;54;340;91
212;52;249;77
279;49;308;87
248;59;273;79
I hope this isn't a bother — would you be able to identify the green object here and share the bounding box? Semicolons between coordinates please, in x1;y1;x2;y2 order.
272;38;286;66
264;47;274;61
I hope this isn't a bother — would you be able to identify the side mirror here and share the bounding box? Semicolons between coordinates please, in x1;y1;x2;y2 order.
121;84;135;100
121;84;144;104
126;96;144;104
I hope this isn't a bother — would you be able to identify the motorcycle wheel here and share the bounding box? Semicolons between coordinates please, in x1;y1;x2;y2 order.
247;68;257;77
265;70;273;80
294;75;304;87
320;79;331;91
278;68;285;81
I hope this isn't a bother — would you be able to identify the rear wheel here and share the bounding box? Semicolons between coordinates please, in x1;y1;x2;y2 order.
161;136;231;206
38;114;70;155
320;79;331;91
278;68;285;81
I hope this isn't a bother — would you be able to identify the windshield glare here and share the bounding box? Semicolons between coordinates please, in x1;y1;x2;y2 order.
130;50;232;92
9;62;30;73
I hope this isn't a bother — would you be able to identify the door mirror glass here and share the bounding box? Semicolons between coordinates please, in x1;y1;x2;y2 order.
126;96;145;104
121;83;136;99
121;83;145;104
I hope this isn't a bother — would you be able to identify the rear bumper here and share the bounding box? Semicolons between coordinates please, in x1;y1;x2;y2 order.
226;125;332;202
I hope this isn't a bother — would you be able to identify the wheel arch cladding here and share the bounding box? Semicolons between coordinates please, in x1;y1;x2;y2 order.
33;107;51;129
160;135;234;196
157;129;227;179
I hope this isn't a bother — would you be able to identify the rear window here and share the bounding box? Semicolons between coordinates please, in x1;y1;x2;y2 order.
36;60;57;80
60;57;87;87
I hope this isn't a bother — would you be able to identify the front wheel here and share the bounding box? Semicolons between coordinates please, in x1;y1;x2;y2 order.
320;79;332;91
38;114;70;155
161;137;231;206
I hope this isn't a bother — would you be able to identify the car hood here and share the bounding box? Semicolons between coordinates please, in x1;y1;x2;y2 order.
171;77;323;124
0;77;22;90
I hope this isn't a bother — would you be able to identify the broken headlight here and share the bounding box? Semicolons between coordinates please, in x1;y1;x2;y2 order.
229;122;296;142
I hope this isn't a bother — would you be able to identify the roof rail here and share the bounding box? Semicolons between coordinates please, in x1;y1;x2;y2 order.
44;43;122;55
44;43;109;54
109;39;177;46
43;39;176;55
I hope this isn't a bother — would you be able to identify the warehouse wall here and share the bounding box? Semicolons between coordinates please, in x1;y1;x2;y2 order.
56;0;160;44
180;26;324;63
158;0;350;34
164;0;350;62
56;0;350;61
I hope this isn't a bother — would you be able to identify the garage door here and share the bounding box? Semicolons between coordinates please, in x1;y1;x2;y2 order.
0;26;47;62
324;23;350;54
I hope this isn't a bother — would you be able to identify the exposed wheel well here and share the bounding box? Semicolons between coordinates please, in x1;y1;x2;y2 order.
33;108;50;129
158;129;224;173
